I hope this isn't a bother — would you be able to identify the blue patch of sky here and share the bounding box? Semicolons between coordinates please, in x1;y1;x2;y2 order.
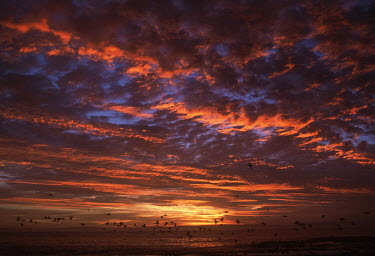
335;125;375;146
319;140;330;146
253;128;275;142
356;134;375;145
14;54;46;76
107;96;130;104
215;44;230;57
118;75;133;86
184;71;201;79
296;38;325;59
101;83;112;90
313;50;324;59
297;38;316;49
211;86;275;105
63;130;84;135
263;48;279;63
86;110;116;118
86;109;143;125
107;116;140;125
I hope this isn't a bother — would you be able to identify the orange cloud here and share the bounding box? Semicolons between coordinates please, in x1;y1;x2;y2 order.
319;186;375;195
0;108;163;143
0;197;130;209
1;19;72;43
153;101;312;136
190;182;302;193
108;106;153;119
126;63;153;76
309;142;375;165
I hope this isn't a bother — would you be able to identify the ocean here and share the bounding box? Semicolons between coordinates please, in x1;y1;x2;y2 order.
1;223;375;255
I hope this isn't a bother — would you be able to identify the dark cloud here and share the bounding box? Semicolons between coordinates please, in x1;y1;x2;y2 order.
0;0;374;227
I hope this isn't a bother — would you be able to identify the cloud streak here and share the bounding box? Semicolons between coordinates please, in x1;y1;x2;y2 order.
0;0;374;227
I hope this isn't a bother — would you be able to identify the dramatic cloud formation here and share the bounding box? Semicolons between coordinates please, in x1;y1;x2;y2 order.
0;0;374;228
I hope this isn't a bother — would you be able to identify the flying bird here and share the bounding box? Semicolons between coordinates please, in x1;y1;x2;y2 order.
248;163;253;170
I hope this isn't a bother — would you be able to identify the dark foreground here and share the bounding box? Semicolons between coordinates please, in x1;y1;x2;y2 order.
1;232;374;256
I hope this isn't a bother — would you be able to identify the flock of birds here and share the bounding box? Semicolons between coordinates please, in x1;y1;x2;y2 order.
12;162;373;242
14;209;372;242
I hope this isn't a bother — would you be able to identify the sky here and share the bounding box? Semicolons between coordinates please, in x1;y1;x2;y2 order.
0;0;374;228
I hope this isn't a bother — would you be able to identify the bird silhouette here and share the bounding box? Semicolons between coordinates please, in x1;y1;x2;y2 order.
220;217;224;221
214;219;218;224
248;163;253;170
236;219;241;224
